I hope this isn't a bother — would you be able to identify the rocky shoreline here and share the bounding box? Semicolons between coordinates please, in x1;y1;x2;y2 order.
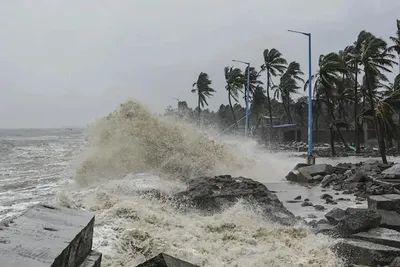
138;162;400;266
285;161;400;266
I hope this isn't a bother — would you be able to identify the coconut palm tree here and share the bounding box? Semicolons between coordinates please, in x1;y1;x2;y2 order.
261;49;287;125
390;19;400;72
272;62;304;123
191;72;215;122
389;19;400;152
243;66;263;96
358;32;397;163
251;85;268;136
305;53;349;155
346;31;369;153
224;66;244;129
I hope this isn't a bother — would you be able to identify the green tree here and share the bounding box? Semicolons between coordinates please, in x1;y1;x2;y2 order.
273;61;304;123
390;19;400;72
306;53;349;155
346;31;371;153
389;19;400;152
251;85;268;135
243;66;263;95
359;32;397;163
224;66;244;129
261;48;287;125
191;72;215;122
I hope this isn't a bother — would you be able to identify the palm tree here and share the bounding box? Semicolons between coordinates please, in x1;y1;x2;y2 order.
346;31;370;153
224;66;244;129
191;72;215;122
261;49;287;125
251;85;268;136
390;19;400;72
243;66;263;96
389;19;400;152
358;32;397;163
273;61;304;123
305;53;349;155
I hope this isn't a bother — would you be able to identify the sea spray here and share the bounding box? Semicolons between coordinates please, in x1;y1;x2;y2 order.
65;99;345;266
67;179;343;267
75;99;254;184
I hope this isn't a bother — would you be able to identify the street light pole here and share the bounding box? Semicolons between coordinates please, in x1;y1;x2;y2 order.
288;29;314;164
232;59;251;138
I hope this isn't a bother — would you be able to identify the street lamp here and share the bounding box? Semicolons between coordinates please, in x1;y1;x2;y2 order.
232;59;251;138
287;29;314;164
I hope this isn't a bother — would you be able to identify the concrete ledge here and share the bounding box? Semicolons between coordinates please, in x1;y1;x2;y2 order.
79;251;102;267
368;194;400;212
0;203;95;267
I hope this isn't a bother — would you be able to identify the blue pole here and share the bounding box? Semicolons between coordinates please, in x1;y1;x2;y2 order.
307;33;313;157
245;63;250;137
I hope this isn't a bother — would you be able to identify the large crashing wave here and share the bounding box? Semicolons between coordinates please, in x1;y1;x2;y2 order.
75;99;254;184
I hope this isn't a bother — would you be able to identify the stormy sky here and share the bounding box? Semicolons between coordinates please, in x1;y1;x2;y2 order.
0;0;399;128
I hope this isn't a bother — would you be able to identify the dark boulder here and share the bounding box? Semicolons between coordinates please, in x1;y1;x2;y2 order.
333;208;382;237
301;201;313;207
320;193;333;200
345;170;370;183
136;253;198;267
383;164;400;178
285;169;313;183
174;175;296;225
368;194;400;212
334;239;400;266
352;227;400;249
325;198;338;205
377;210;400;232
312;223;335;235
321;174;337;188
298;164;334;177
314;205;325;211
325;208;346;225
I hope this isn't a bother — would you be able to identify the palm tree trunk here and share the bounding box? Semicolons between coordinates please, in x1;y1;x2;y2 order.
315;114;319;143
282;100;290;123
255;117;262;138
397;57;400;154
398;110;400;154
330;127;336;156
286;96;293;123
326;96;350;150
354;65;360;153
377;118;388;164
197;93;201;125
266;70;273;126
228;92;238;129
366;72;387;163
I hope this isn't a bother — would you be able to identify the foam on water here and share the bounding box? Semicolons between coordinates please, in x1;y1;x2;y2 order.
62;99;344;266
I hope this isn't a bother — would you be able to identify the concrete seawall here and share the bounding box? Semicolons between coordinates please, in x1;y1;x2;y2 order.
0;203;101;267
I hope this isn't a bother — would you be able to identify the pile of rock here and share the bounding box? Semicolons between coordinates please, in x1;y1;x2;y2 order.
308;194;400;266
174;175;297;226
286;161;400;199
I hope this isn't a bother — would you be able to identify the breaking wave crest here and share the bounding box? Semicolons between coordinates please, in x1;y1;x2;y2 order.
75;99;254;184
63;99;344;266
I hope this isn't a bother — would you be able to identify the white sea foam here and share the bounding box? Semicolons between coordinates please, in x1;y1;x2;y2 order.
61;99;344;266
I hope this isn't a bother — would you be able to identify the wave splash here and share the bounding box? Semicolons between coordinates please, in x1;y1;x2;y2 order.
75;99;253;184
63;99;344;266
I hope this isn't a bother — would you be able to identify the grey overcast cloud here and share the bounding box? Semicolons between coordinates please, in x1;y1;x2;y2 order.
0;0;399;128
